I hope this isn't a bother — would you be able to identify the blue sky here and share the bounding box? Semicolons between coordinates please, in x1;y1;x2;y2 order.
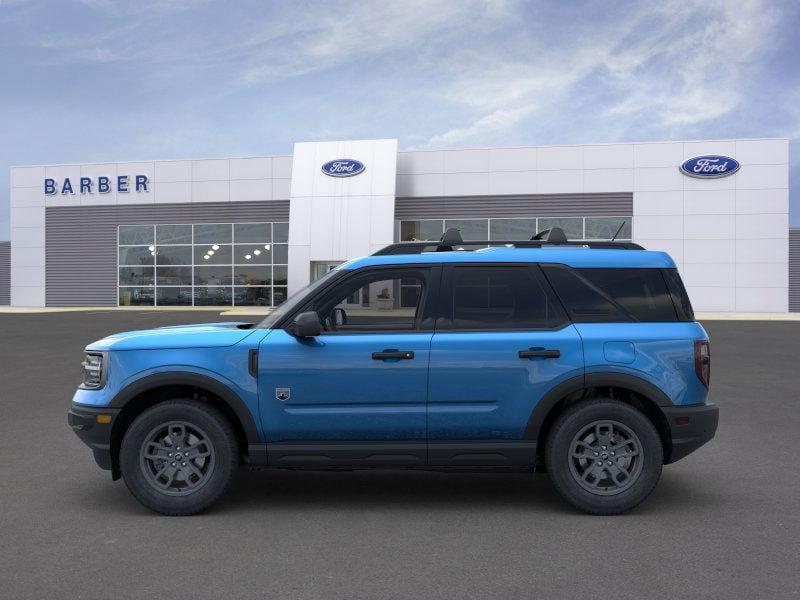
1;0;799;237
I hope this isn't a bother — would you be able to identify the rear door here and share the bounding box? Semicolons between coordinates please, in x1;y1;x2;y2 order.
427;264;584;467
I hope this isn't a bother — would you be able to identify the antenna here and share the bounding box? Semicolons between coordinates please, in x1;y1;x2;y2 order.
610;220;626;242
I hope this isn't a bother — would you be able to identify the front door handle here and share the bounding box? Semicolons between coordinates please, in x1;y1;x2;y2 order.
372;350;415;360
519;348;560;359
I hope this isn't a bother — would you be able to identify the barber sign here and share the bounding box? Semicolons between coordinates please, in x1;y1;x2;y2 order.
321;159;365;177
680;156;740;178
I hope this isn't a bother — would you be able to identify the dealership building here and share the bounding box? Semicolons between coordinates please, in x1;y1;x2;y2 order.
3;137;795;312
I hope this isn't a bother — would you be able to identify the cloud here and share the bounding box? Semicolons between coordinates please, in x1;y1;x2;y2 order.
423;0;788;146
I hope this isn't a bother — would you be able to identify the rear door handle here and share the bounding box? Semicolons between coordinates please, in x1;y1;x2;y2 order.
372;350;415;360
519;348;560;359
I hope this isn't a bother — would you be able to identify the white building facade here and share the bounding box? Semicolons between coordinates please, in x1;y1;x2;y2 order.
7;137;791;312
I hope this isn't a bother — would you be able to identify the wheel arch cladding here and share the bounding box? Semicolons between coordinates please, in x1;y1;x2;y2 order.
108;372;258;479
527;372;674;463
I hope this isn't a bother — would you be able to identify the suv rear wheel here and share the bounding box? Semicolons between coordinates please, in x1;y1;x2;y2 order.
545;399;663;515
120;399;239;515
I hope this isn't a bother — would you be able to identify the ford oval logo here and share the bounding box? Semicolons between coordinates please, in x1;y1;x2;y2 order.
321;159;365;177
680;155;740;178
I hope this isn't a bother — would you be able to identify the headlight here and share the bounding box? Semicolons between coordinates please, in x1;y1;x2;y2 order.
81;352;106;389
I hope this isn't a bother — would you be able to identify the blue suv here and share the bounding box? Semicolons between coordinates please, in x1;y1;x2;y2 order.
68;228;718;515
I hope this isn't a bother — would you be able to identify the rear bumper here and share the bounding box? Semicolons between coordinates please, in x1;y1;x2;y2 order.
662;402;719;464
67;404;121;471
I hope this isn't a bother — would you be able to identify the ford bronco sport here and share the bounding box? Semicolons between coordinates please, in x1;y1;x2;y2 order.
68;228;718;515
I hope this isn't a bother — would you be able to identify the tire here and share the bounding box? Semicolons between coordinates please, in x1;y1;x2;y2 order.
120;399;239;515
545;399;663;515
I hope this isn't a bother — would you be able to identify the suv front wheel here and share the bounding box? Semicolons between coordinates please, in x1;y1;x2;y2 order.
545;399;663;515
120;399;239;515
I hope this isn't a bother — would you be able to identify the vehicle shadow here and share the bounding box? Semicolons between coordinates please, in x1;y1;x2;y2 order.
71;467;721;517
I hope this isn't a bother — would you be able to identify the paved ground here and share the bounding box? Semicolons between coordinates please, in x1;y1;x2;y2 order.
0;312;798;599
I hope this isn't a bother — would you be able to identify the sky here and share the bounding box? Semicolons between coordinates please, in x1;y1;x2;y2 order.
1;0;799;237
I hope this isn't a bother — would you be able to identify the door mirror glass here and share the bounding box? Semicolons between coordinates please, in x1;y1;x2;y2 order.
290;311;322;338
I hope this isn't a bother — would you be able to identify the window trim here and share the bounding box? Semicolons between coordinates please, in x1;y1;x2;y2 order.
281;264;442;335
435;263;571;333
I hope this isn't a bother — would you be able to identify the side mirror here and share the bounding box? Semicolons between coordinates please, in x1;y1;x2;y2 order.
289;311;322;338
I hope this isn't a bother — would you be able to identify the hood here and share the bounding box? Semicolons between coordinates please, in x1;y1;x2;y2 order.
86;322;257;352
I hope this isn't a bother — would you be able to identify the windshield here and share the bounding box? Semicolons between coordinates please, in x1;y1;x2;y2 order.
257;268;341;329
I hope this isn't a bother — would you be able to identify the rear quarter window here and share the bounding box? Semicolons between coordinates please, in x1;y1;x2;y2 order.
542;265;679;322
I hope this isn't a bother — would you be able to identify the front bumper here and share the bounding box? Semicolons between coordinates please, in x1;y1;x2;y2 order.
662;402;719;464
67;403;121;471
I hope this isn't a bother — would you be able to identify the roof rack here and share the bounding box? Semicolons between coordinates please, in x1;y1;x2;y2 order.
373;227;643;256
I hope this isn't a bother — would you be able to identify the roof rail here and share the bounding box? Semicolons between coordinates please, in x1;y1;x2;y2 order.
373;227;644;256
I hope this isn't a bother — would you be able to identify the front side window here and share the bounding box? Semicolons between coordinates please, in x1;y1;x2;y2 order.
310;269;429;333
442;266;567;331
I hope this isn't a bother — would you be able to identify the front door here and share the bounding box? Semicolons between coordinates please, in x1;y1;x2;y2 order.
259;266;438;467
427;264;584;467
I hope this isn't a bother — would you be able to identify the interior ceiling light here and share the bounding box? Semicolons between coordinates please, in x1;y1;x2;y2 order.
245;254;252;260
264;244;270;250
208;250;215;255
212;244;219;251
253;249;261;255
203;255;210;260
148;246;155;251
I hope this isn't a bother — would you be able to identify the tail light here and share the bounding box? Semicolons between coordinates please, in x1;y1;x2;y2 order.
694;340;710;388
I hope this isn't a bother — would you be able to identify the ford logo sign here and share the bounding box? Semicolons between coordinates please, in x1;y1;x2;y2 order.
680;155;740;178
321;159;365;177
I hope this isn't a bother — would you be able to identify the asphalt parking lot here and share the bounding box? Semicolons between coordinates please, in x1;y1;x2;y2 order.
0;312;798;599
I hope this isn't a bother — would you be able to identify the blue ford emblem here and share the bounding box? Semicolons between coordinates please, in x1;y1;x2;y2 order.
680;155;740;178
321;159;365;177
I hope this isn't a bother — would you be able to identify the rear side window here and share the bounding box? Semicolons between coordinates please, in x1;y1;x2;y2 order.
662;268;695;321
542;266;679;322
442;266;567;330
578;269;677;321
541;265;628;322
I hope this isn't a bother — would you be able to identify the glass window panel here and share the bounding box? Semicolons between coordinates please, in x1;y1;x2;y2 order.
157;287;192;306
234;287;271;306
273;287;288;306
119;266;154;286
156;224;192;245
489;218;537;241
234;245;269;264
119;287;154;306
234;265;270;285
234;223;269;244
193;223;231;244
445;219;488;241
273;266;287;286
585;217;631;240
119;246;154;266
400;220;443;241
194;266;232;286
273;222;289;243
272;244;288;264
156;246;192;265
194;244;231;265
194;286;232;306
157;266;192;286
119;225;153;245
448;266;567;330
538;217;583;240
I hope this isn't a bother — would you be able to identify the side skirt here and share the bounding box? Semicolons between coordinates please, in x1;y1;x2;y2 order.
247;440;537;470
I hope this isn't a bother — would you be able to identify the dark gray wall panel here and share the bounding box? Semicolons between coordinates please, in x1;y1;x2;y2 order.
790;228;800;313
46;201;290;307
394;193;633;219
0;241;9;306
